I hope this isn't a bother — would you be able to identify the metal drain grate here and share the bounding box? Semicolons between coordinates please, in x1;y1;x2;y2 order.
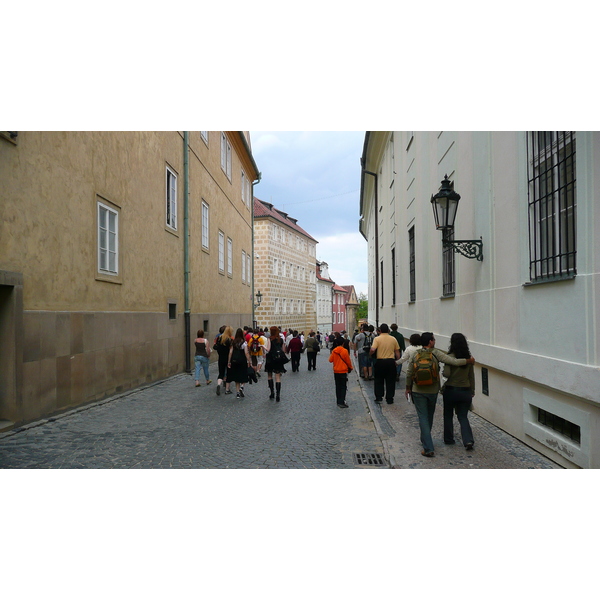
353;452;386;467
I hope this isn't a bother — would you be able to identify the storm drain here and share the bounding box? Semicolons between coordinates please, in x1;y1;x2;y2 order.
353;452;386;467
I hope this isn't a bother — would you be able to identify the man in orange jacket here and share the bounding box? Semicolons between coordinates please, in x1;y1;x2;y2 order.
329;338;354;408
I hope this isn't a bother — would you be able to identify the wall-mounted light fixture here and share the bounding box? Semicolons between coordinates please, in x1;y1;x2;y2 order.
253;290;263;310
430;175;483;261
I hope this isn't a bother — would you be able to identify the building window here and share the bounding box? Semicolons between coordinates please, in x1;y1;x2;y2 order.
537;408;581;444
442;229;455;297
218;231;225;272
221;132;232;180
380;261;384;307
241;171;246;205
274;298;279;314
200;131;208;144
391;247;396;306
227;238;233;276
166;167;177;230
409;226;416;302
98;201;118;275
527;131;576;282
247;253;251;286
202;201;209;249
168;303;177;320
242;250;246;283
273;258;278;275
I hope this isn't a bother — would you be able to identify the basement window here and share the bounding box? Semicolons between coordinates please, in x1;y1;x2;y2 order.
168;303;177;320
537;408;581;444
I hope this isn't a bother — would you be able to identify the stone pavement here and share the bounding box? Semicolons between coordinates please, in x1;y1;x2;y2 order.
354;359;562;469
0;349;561;469
0;350;384;469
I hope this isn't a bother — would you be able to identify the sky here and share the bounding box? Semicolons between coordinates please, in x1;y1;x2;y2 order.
250;131;368;296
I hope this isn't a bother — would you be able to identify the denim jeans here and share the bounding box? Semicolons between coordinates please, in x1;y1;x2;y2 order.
412;392;438;453
195;355;210;381
443;387;474;446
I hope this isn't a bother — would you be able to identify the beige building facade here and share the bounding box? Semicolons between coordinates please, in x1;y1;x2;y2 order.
253;198;317;333
0;131;259;429
360;131;600;468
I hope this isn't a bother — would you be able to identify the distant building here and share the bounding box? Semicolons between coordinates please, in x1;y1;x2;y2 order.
339;285;359;336
331;284;348;335
0;131;259;429
253;198;317;333
316;261;334;334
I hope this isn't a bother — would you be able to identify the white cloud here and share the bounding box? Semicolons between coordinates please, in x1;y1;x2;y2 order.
316;232;368;297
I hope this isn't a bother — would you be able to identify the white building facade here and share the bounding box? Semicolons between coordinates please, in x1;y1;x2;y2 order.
316;261;334;334
359;131;600;469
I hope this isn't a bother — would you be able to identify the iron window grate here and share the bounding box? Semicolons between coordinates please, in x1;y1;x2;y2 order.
353;452;386;467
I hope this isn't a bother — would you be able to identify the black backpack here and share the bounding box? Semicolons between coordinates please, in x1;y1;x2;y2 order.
362;333;373;353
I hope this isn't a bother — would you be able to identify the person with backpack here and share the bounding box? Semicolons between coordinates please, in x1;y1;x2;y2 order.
265;326;288;402
405;332;475;458
369;323;401;404
329;336;354;408
248;328;266;378
303;331;320;371
227;328;251;399
360;325;376;380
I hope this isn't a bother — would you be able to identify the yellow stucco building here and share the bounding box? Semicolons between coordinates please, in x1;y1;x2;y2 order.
0;131;259;429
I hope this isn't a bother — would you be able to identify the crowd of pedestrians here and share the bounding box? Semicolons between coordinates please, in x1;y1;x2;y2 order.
202;325;326;403
352;322;477;459
198;322;478;459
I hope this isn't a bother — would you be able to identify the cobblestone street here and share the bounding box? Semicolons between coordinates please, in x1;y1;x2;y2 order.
0;350;561;469
0;351;383;469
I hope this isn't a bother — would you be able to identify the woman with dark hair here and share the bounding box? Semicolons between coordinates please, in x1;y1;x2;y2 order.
442;333;475;450
194;329;212;387
265;326;288;402
227;328;251;399
288;330;303;372
214;326;234;395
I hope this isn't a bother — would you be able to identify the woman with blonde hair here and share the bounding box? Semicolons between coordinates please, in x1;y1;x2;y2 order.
214;325;234;395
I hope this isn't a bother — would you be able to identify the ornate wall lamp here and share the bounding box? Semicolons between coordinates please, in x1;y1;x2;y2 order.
253;290;263;310
430;175;483;261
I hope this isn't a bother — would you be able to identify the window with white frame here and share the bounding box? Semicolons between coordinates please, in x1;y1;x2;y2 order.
98;201;118;275
527;131;577;281
274;298;279;314
247;253;251;285
227;237;233;276
241;171;246;205
218;231;225;272
166;167;177;230
220;132;232;180
242;250;246;283
273;258;278;275
200;131;208;144
247;177;251;208
202;201;209;249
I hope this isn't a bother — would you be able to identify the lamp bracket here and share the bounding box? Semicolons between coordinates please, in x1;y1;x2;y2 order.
442;237;484;261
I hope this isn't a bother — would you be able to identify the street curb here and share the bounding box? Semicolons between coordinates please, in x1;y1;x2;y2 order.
351;354;398;469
